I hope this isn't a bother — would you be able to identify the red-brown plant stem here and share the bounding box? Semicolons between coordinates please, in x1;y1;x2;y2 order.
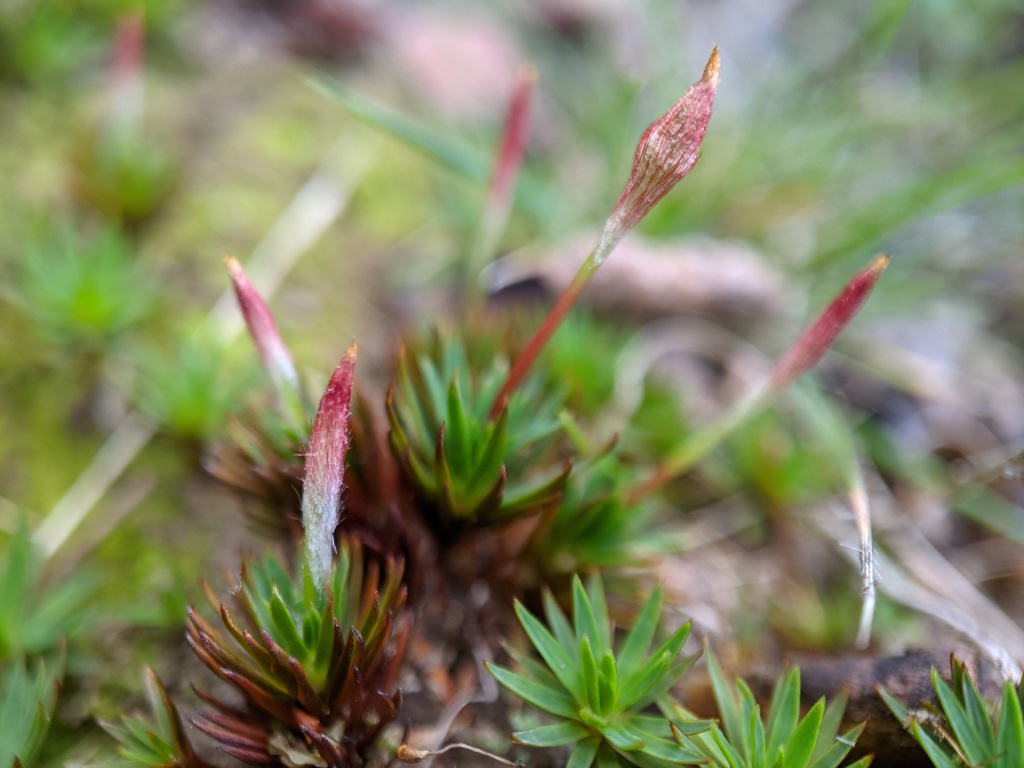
225;255;307;428
628;255;890;502
465;69;535;312
489;251;596;418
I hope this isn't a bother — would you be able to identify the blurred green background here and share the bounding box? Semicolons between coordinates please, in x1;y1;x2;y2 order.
0;0;1022;762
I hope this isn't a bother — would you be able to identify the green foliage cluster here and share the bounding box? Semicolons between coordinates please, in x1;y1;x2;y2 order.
880;656;1024;768
71;130;176;228
0;530;91;661
0;0;182;85
487;574;706;768
487;573;870;768
14;226;153;351
680;652;870;768
136;335;251;441
387;336;570;529
0;529;86;767
179;538;408;765
527;456;671;583
0;654;64;768
103;669;208;768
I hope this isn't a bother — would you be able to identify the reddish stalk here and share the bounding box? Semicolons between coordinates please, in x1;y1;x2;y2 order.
488;48;721;417
465;68;536;312
489;252;595;418
628;255;890;502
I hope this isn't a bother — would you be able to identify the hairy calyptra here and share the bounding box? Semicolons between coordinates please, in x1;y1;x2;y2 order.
302;344;357;586
770;255;890;388
225;256;301;398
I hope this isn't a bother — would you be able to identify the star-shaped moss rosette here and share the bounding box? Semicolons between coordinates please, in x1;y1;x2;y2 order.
386;335;572;532
524;456;674;589
187;348;410;767
186;538;409;766
104;668;213;768
485;574;708;768
671;650;871;768
879;655;1024;768
69;16;176;229
0;652;64;768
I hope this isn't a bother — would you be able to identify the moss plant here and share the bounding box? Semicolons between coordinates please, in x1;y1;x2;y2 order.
0;653;64;768
186;541;409;765
103;44;899;768
879;655;1024;768
672;650;872;768
15;225;153;352
485;574;708;768
386;335;571;531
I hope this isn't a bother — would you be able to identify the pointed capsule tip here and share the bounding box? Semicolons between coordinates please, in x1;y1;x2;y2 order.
871;254;891;273
703;47;721;84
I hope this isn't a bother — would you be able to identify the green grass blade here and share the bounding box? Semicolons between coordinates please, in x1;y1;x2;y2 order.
542;588;577;655
601;724;645;751
953;484;1024;547
750;698;766;767
514;600;582;697
573;575;603;653
484;662;578;719
629;728;706;763
954;659;993;751
598;650;618;717
709;722;744;768
814;690;848;760
877;686;910;722
581;635;602;713
809;723;865;768
514;720;591;747
585;574;611;652
567;736;602;768
765;666;801;759
444;379;471;468
786;699;824;768
908;722;960;768
310;74;557;223
705;648;742;748
617;587;662;681
268;586;304;655
932;668;988;765
616;651;668;711
995;681;1024;768
468;408;508;494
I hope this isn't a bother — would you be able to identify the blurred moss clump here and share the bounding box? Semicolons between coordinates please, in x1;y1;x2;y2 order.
13;224;156;353
0;0;185;86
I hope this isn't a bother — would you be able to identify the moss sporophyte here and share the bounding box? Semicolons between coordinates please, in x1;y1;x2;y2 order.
103;45;892;768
